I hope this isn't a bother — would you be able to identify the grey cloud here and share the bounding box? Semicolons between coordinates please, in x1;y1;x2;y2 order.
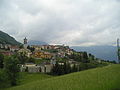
0;0;120;46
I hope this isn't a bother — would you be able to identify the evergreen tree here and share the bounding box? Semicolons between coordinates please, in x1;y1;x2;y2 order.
51;61;59;75
64;62;71;74
4;56;20;86
82;52;89;63
0;53;4;68
72;64;78;72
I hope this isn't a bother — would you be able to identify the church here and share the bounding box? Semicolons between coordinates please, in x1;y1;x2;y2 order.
18;37;32;57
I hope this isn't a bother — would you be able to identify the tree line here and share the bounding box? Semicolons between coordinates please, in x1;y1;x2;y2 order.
50;52;113;76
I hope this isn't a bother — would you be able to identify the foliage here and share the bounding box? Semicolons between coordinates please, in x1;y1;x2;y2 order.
0;69;10;88
17;53;28;64
0;31;20;45
68;52;90;63
19;44;24;49
82;52;89;63
27;45;35;52
0;53;4;68
4;56;20;86
26;57;35;63
51;61;75;75
35;59;44;64
89;53;95;60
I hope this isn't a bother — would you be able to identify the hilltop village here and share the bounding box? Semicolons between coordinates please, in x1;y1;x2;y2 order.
0;37;111;75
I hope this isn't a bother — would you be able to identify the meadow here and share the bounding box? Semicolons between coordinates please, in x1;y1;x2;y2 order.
5;64;120;90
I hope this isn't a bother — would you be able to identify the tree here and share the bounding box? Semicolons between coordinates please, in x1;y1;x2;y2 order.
0;53;4;68
82;52;89;63
0;69;10;88
27;45;35;52
63;62;71;74
17;52;28;64
4;56;20;86
79;63;87;71
26;57;35;63
71;64;78;72
19;44;24;49
51;61;59;75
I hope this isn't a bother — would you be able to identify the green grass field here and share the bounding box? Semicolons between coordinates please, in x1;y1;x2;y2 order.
6;64;120;90
18;72;53;85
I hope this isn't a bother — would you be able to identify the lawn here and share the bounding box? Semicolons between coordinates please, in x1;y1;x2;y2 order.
6;64;120;90
18;72;53;85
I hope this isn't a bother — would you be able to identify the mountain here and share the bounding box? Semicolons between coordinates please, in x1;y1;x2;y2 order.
28;40;48;45
0;30;20;45
71;45;118;62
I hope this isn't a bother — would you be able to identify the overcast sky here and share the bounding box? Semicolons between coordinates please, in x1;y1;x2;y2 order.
0;0;120;46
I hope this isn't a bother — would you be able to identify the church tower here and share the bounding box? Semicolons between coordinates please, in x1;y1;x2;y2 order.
24;37;27;44
24;37;28;49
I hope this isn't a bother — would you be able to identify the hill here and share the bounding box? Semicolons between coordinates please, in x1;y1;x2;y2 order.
28;40;48;45
0;31;20;45
6;64;120;90
71;46;117;62
19;73;53;85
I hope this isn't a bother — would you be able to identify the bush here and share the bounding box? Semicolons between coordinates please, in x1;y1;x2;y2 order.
0;69;10;88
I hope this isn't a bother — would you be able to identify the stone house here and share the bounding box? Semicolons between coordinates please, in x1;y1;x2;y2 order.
20;63;53;73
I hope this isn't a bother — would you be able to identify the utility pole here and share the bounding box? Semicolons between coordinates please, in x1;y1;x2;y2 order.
117;38;120;63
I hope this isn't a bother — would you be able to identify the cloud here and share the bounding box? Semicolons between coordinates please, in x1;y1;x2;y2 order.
0;0;120;46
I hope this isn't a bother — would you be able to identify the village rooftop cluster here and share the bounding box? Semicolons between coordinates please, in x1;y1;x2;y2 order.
0;37;78;73
0;37;114;75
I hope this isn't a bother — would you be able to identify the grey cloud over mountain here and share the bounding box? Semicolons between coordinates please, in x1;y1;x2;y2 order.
0;0;120;46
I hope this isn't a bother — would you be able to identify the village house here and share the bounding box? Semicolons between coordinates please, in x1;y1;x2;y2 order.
9;45;19;52
0;44;11;49
31;45;42;51
18;48;32;57
32;51;53;59
0;51;13;56
0;44;4;49
20;63;40;73
39;63;53;73
20;62;53;73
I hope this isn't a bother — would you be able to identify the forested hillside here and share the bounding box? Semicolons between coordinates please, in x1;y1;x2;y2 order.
0;31;20;45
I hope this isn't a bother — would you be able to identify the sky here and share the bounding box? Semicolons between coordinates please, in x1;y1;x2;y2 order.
0;0;120;46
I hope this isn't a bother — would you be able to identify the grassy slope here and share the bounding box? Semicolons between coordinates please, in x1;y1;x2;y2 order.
6;64;120;90
18;72;53;85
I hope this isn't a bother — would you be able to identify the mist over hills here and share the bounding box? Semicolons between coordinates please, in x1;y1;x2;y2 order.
71;45;118;62
28;40;48;45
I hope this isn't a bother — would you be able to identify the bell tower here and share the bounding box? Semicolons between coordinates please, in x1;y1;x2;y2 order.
24;37;27;44
24;37;28;49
